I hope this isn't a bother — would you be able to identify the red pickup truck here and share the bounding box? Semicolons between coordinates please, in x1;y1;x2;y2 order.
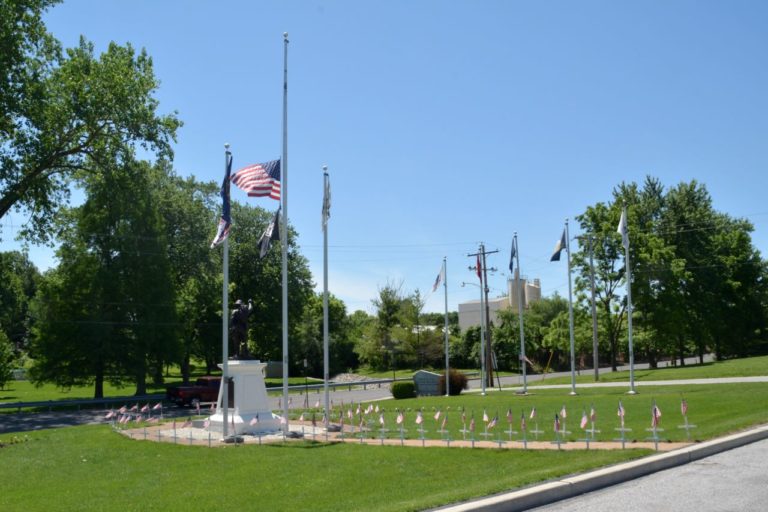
166;376;221;406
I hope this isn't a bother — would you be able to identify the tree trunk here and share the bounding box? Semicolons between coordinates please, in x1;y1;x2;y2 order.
94;372;104;399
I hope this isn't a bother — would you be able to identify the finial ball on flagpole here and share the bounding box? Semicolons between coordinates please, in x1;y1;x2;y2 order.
224;143;230;149
284;32;289;38
322;165;328;172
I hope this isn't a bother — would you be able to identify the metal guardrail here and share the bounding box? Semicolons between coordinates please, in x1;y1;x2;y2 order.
0;394;166;413
0;377;411;413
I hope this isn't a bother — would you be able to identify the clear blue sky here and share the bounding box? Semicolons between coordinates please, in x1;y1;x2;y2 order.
2;0;767;314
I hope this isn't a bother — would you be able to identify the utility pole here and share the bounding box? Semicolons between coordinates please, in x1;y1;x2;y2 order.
468;244;498;389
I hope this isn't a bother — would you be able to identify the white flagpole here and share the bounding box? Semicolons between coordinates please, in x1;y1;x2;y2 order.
566;219;577;395
622;205;637;394
281;32;290;432
222;144;230;439
443;257;450;397
322;165;330;424
514;233;527;394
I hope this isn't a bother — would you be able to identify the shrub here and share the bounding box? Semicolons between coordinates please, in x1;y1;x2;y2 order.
390;381;416;399
438;370;468;396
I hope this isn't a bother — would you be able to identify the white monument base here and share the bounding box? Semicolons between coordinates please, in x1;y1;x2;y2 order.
207;360;281;437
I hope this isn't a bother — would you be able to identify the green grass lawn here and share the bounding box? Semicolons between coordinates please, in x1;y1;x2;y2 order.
2;381;767;510
289;382;768;443
0;425;649;511
540;355;768;385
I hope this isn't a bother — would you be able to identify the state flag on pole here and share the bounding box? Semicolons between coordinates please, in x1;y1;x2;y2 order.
580;410;588;429
232;159;281;200
210;152;233;248
550;229;567;261
617;207;629;249
432;263;444;293
258;207;281;259
322;170;331;228
509;238;516;274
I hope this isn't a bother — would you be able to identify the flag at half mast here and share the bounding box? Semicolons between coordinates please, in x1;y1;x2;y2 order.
259;207;281;258
232;159;281;200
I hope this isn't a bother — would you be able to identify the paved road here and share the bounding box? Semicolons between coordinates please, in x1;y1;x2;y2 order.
531;437;768;512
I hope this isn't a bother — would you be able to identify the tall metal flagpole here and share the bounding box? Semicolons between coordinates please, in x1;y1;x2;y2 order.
588;235;600;382
514;233;527;394
443;257;450;397
221;144;230;439
565;219;577;395
621;205;637;394
322;165;330;424
281;32;290;431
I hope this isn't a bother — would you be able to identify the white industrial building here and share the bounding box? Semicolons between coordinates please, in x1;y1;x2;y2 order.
458;275;541;332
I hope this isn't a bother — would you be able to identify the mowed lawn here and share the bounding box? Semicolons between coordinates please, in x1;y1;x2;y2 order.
2;382;768;511
0;425;649;512
539;354;768;385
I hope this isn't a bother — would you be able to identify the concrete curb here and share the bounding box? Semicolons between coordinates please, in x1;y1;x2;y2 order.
434;424;768;511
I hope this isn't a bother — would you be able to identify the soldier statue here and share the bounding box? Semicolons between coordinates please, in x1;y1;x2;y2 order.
230;298;253;359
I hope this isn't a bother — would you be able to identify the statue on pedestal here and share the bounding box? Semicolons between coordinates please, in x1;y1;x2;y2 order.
230;299;253;359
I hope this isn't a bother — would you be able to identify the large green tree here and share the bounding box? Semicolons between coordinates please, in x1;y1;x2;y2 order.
30;159;177;397
0;250;39;347
1;0;180;242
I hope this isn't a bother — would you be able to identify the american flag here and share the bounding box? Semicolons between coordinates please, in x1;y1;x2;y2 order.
590;405;597;422
299;413;305;422
469;416;476;432
681;398;688;416
488;414;498;430
617;400;625;418
483;410;489;423
130;404;138;412
140;404;150;413
520;411;527;431
554;414;560;433
652;403;662;428
415;411;424;425
315;399;321;408
529;407;537;420
396;411;404;425
434;410;441;421
560;405;567;419
506;409;513;424
152;402;163;411
379;413;385;426
441;414;448;431
232;160;281;200
118;405;127;414
250;416;259;426
580;410;588;429
104;410;115;420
